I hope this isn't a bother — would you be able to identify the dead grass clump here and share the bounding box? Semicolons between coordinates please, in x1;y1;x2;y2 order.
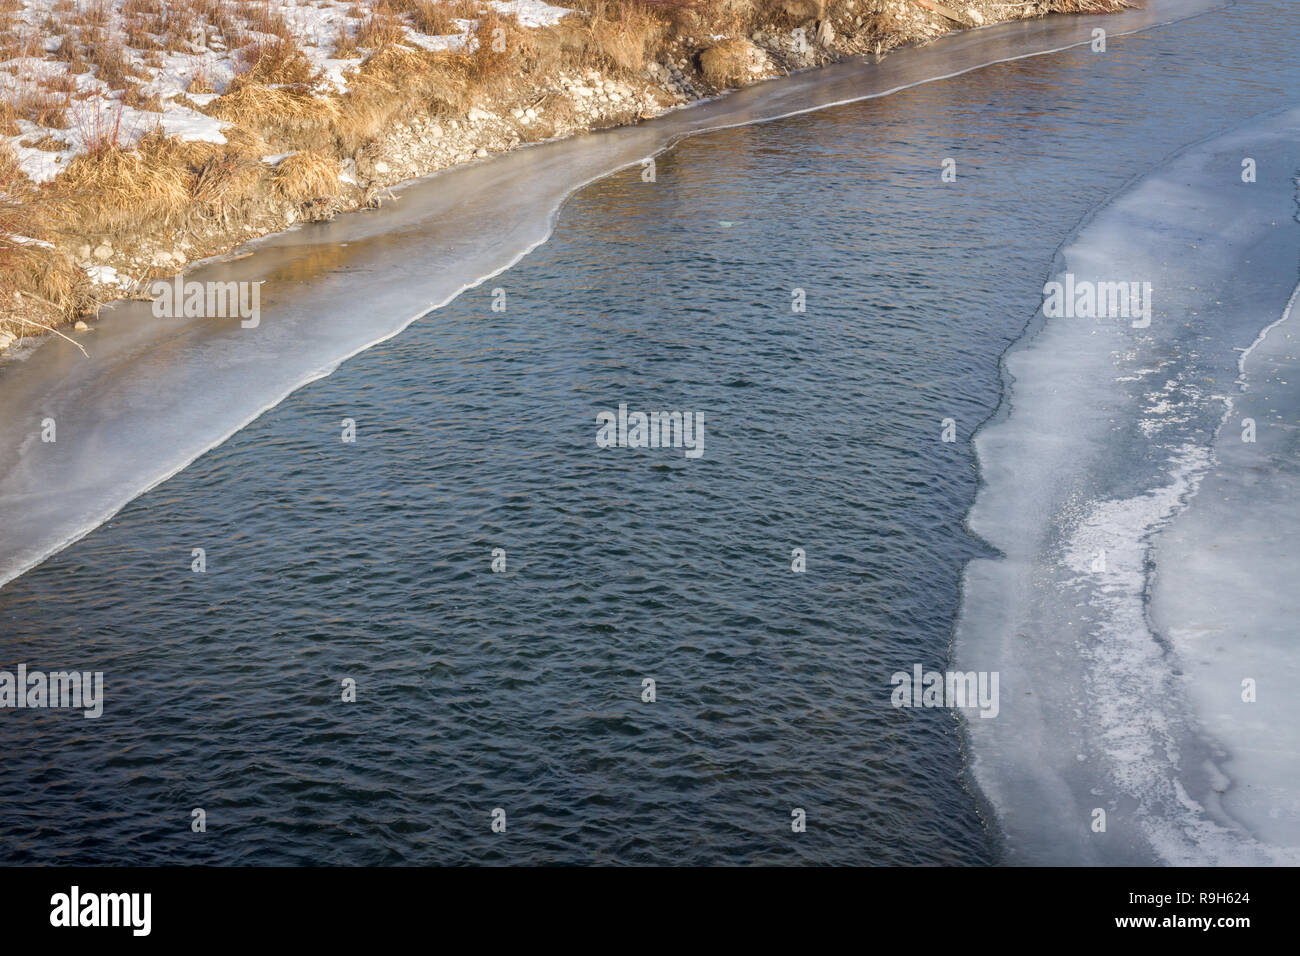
123;82;165;112
334;78;398;153
73;0;112;29
338;47;465;151
396;0;455;34
708;0;759;32
466;9;523;79
359;41;434;83
587;1;663;74
355;6;406;49
0;241;99;323
218;122;271;159
52;33;91;73
272;149;340;201
15;87;70;129
54;132;193;235
0;102;19;137
237;36;321;85
191;151;264;206
210;82;341;150
90;34;149;90
185;147;268;232
333;24;362;58
188;70;216;94
0;140;26;219
698;37;755;87
241;0;293;38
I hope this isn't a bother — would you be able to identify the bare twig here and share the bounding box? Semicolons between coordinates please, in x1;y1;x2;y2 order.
15;294;89;356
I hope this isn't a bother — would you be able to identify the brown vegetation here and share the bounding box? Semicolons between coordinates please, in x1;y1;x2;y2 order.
0;0;1132;338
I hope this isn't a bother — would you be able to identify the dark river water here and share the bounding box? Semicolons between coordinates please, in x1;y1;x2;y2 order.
1;0;1295;864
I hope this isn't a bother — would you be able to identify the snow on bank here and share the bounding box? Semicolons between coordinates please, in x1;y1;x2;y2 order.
0;0;573;184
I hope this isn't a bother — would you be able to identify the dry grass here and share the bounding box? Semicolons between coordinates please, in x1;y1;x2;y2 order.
577;0;665;73
237;36;321;86
466;8;522;78
272;149;340;200
188;69;216;94
88;33;150;91
394;0;456;34
240;0;293;39
355;5;407;49
191;150;264;207
699;37;754;88
0;140;96;326
210;81;342;150
55;131;194;231
0;0;1134;333
0;241;97;325
13;86;70;129
333;23;363;58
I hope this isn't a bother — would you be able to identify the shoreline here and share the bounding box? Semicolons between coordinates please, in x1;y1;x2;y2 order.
5;0;1284;868
0;0;1217;592
0;0;1129;347
957;99;1300;864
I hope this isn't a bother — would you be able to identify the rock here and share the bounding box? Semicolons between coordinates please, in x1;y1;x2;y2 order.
475;147;488;158
92;244;112;261
467;107;495;124
817;19;835;46
75;243;90;259
524;107;537;120
74;320;89;331
0;330;15;350
152;250;174;267
373;160;390;174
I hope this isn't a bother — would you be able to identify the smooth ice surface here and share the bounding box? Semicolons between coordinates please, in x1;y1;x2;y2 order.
957;105;1300;864
1150;276;1300;851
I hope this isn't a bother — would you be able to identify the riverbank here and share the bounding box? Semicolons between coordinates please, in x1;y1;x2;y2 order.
0;0;1125;348
1;0;1280;866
